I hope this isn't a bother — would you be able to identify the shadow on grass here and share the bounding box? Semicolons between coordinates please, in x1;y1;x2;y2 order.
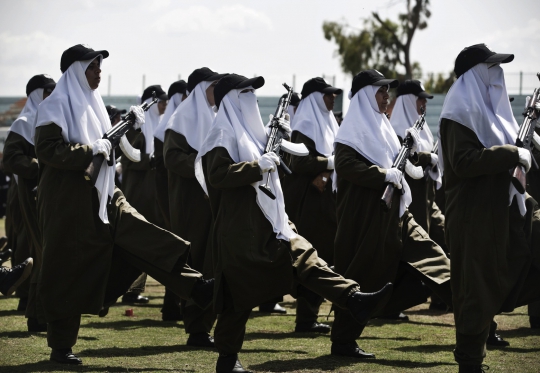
0;330;46;339
244;331;329;341
79;344;216;358
405;309;452;316
248;355;456;372
393;344;455;353
497;327;540;338
368;319;453;328
0;309;25;317
80;319;185;331
0;361;182;372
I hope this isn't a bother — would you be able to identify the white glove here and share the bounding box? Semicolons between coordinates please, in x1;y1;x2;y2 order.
517;147;532;172
130;105;145;130
92;139;112;160
385;168;403;189
326;155;335;170
269;114;292;136
405;127;420;153
115;162;122;174
430;153;439;166
258;152;280;173
405;159;424;179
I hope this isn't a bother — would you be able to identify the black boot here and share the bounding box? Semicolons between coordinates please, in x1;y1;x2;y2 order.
27;317;47;332
161;287;183;321
331;341;375;358
295;321;330;333
187;332;215;348
191;278;214;310
458;364;490;372
50;348;83;365
0;257;33;296
216;354;252;373
486;320;509;347
346;283;393;325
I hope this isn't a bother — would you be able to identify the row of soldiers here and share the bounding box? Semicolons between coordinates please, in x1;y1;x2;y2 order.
1;42;539;373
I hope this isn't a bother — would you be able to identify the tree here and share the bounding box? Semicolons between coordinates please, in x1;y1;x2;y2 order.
423;71;455;94
323;0;430;80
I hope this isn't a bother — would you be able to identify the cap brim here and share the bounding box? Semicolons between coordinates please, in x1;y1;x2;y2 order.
485;53;514;64
237;76;265;90
321;86;343;95
158;93;168;101
43;82;56;91
206;72;228;81
373;78;399;88
80;50;109;62
418;91;434;99
119;109;127;114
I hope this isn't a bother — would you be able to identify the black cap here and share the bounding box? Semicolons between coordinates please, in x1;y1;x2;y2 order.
60;44;109;73
454;43;514;78
168;80;188;99
300;77;342;99
214;74;265;108
281;92;301;107
396;80;433;99
106;105;127;121
26;74;56;96
187;67;228;93
142;85;168;103
350;70;398;97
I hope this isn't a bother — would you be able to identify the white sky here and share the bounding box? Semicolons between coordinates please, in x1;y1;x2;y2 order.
1;0;539;97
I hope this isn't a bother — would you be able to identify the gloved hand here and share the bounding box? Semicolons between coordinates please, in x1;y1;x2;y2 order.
130;105;145;130
405;159;424;179
326;155;335;170
92;139;112;160
269;113;292;136
517;147;531;172
258;152;280;173
384;168;403;189
405;127;420;153
430;153;439;166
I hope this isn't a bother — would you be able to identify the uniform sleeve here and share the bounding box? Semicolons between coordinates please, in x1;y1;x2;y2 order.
416;151;433;168
335;143;387;189
440;119;519;178
34;123;94;171
289;131;330;175
206;147;263;189
121;130;153;171
163;130;196;178
3;132;39;179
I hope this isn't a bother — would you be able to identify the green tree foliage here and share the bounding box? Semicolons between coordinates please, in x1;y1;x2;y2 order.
323;0;430;80
424;71;456;93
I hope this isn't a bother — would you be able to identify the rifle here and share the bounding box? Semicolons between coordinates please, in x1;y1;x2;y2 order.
258;83;309;200
380;107;426;212
84;92;158;185
511;73;540;194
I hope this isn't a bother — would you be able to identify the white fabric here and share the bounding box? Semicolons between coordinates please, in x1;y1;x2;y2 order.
384;168;403;189
166;81;215;151
195;88;296;241
130;105;145;130
92;138;112;160
326;155;335;170
154;92;183;142
291;92;339;157
334;85;411;217
140;97;161;154
35;57;115;224
287;105;296;123
405;159;424;179
258;151;280;173
10;88;44;145
517;147;532;172
391;94;434;152
439;63;525;214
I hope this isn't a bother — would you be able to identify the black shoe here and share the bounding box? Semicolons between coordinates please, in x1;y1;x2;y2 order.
295;321;330;333
121;292;149;304
458;364;490;372
216;354;252;373
259;303;287;314
486;332;509;347
346;283;393;325
50;348;83;365
98;307;109;317
530;316;540;329
331;342;375;358
191;278;214;310
187;332;215;348
27;317;47;332
378;312;409;321
0;257;33;296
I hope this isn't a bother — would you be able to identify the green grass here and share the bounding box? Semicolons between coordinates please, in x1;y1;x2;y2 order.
0;276;539;373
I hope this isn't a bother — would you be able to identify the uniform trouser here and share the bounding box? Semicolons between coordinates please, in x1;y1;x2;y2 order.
183;303;216;334
296;285;324;324
47;245;200;349
126;272;147;294
529;301;540;317
13;225;30;299
214;239;358;355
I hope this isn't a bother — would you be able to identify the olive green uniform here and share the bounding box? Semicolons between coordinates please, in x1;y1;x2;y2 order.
35;124;202;349
330;143;452;344
203;147;359;355
164;129;215;334
440;119;540;365
153;138;171;229
3;132;44;322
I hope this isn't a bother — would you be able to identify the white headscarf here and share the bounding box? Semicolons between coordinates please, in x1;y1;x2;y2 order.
10;88;44;145
166;80;215;151
391;93;441;188
36;56;115;224
292;92;339;157
287;105;296;123
335;85;412;217
195;87;295;241
439;63;524;213
154;92;183;142
140;97;161;154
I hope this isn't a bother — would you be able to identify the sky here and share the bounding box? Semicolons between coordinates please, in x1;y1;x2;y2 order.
1;0;539;97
